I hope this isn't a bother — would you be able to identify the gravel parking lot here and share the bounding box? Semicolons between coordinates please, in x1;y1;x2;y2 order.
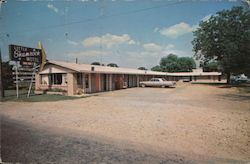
1;83;250;163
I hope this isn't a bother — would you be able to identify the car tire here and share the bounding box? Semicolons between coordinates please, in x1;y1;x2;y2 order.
161;85;165;88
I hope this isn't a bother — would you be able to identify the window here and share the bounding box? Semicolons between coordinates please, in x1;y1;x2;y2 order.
85;74;89;88
77;73;83;85
48;73;63;85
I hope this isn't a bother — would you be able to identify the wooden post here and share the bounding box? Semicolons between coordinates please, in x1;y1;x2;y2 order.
15;61;19;98
27;65;39;97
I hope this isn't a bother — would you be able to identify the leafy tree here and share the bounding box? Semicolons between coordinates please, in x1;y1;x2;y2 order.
91;62;101;66
202;61;221;72
107;63;119;67
2;61;13;89
159;54;196;72
160;54;180;72
138;67;147;70
151;65;162;72
192;6;250;83
178;57;196;72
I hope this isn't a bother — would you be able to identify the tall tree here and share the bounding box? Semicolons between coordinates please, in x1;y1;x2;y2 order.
192;6;250;83
160;54;180;72
151;65;161;72
178;57;196;72
2;61;14;89
159;54;196;72
202;61;221;72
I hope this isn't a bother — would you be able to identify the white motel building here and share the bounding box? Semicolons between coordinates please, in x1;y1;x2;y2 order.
35;60;222;96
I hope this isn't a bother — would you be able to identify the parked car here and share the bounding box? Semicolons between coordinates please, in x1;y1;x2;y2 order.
139;78;176;88
230;74;249;84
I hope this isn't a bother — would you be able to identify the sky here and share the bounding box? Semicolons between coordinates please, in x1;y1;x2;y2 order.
0;0;243;69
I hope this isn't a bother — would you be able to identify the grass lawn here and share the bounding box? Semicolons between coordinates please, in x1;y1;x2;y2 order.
1;89;81;102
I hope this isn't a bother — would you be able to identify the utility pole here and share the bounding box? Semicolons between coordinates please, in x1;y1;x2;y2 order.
0;0;7;101
0;48;4;100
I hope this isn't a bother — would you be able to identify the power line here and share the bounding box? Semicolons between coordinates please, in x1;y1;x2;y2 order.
5;1;190;35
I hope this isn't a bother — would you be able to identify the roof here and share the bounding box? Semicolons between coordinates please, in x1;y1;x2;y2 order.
41;60;221;76
47;60;166;75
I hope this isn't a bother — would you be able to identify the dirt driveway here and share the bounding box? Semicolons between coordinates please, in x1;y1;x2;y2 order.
0;83;250;163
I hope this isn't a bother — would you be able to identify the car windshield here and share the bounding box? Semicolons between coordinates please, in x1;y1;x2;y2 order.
161;78;166;81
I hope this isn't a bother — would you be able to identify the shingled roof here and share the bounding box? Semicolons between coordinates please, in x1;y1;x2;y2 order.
40;60;221;76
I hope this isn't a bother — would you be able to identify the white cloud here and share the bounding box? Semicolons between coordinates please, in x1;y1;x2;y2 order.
82;33;136;48
164;44;175;50
143;43;162;52
67;39;79;46
47;3;59;13
143;43;175;52
159;22;196;38
128;40;136;45
69;50;111;57
201;14;212;22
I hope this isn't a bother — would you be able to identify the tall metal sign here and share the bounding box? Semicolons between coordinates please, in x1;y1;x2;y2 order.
9;44;42;67
9;44;42;98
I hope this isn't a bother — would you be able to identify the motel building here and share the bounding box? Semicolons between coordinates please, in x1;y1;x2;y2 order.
35;60;222;96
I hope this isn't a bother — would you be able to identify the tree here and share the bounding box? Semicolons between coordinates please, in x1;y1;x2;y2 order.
138;67;147;70
192;6;250;83
159;54;196;72
91;62;101;66
151;65;162;72
107;63;119;67
178;57;196;72
160;54;180;72
202;61;221;72
2;61;14;89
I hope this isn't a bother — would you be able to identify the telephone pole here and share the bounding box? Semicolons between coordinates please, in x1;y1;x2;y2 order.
0;0;7;101
0;48;4;100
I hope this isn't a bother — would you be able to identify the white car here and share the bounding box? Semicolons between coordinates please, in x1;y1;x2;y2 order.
140;78;176;88
230;74;249;84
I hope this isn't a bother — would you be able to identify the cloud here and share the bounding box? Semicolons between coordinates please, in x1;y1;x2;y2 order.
67;39;79;46
143;43;175;52
47;3;59;13
164;44;175;50
82;33;136;48
158;22;196;38
69;50;111;57
143;43;162;52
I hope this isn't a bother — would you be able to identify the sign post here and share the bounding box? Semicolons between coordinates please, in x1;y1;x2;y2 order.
27;64;40;98
9;44;42;98
15;61;19;98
